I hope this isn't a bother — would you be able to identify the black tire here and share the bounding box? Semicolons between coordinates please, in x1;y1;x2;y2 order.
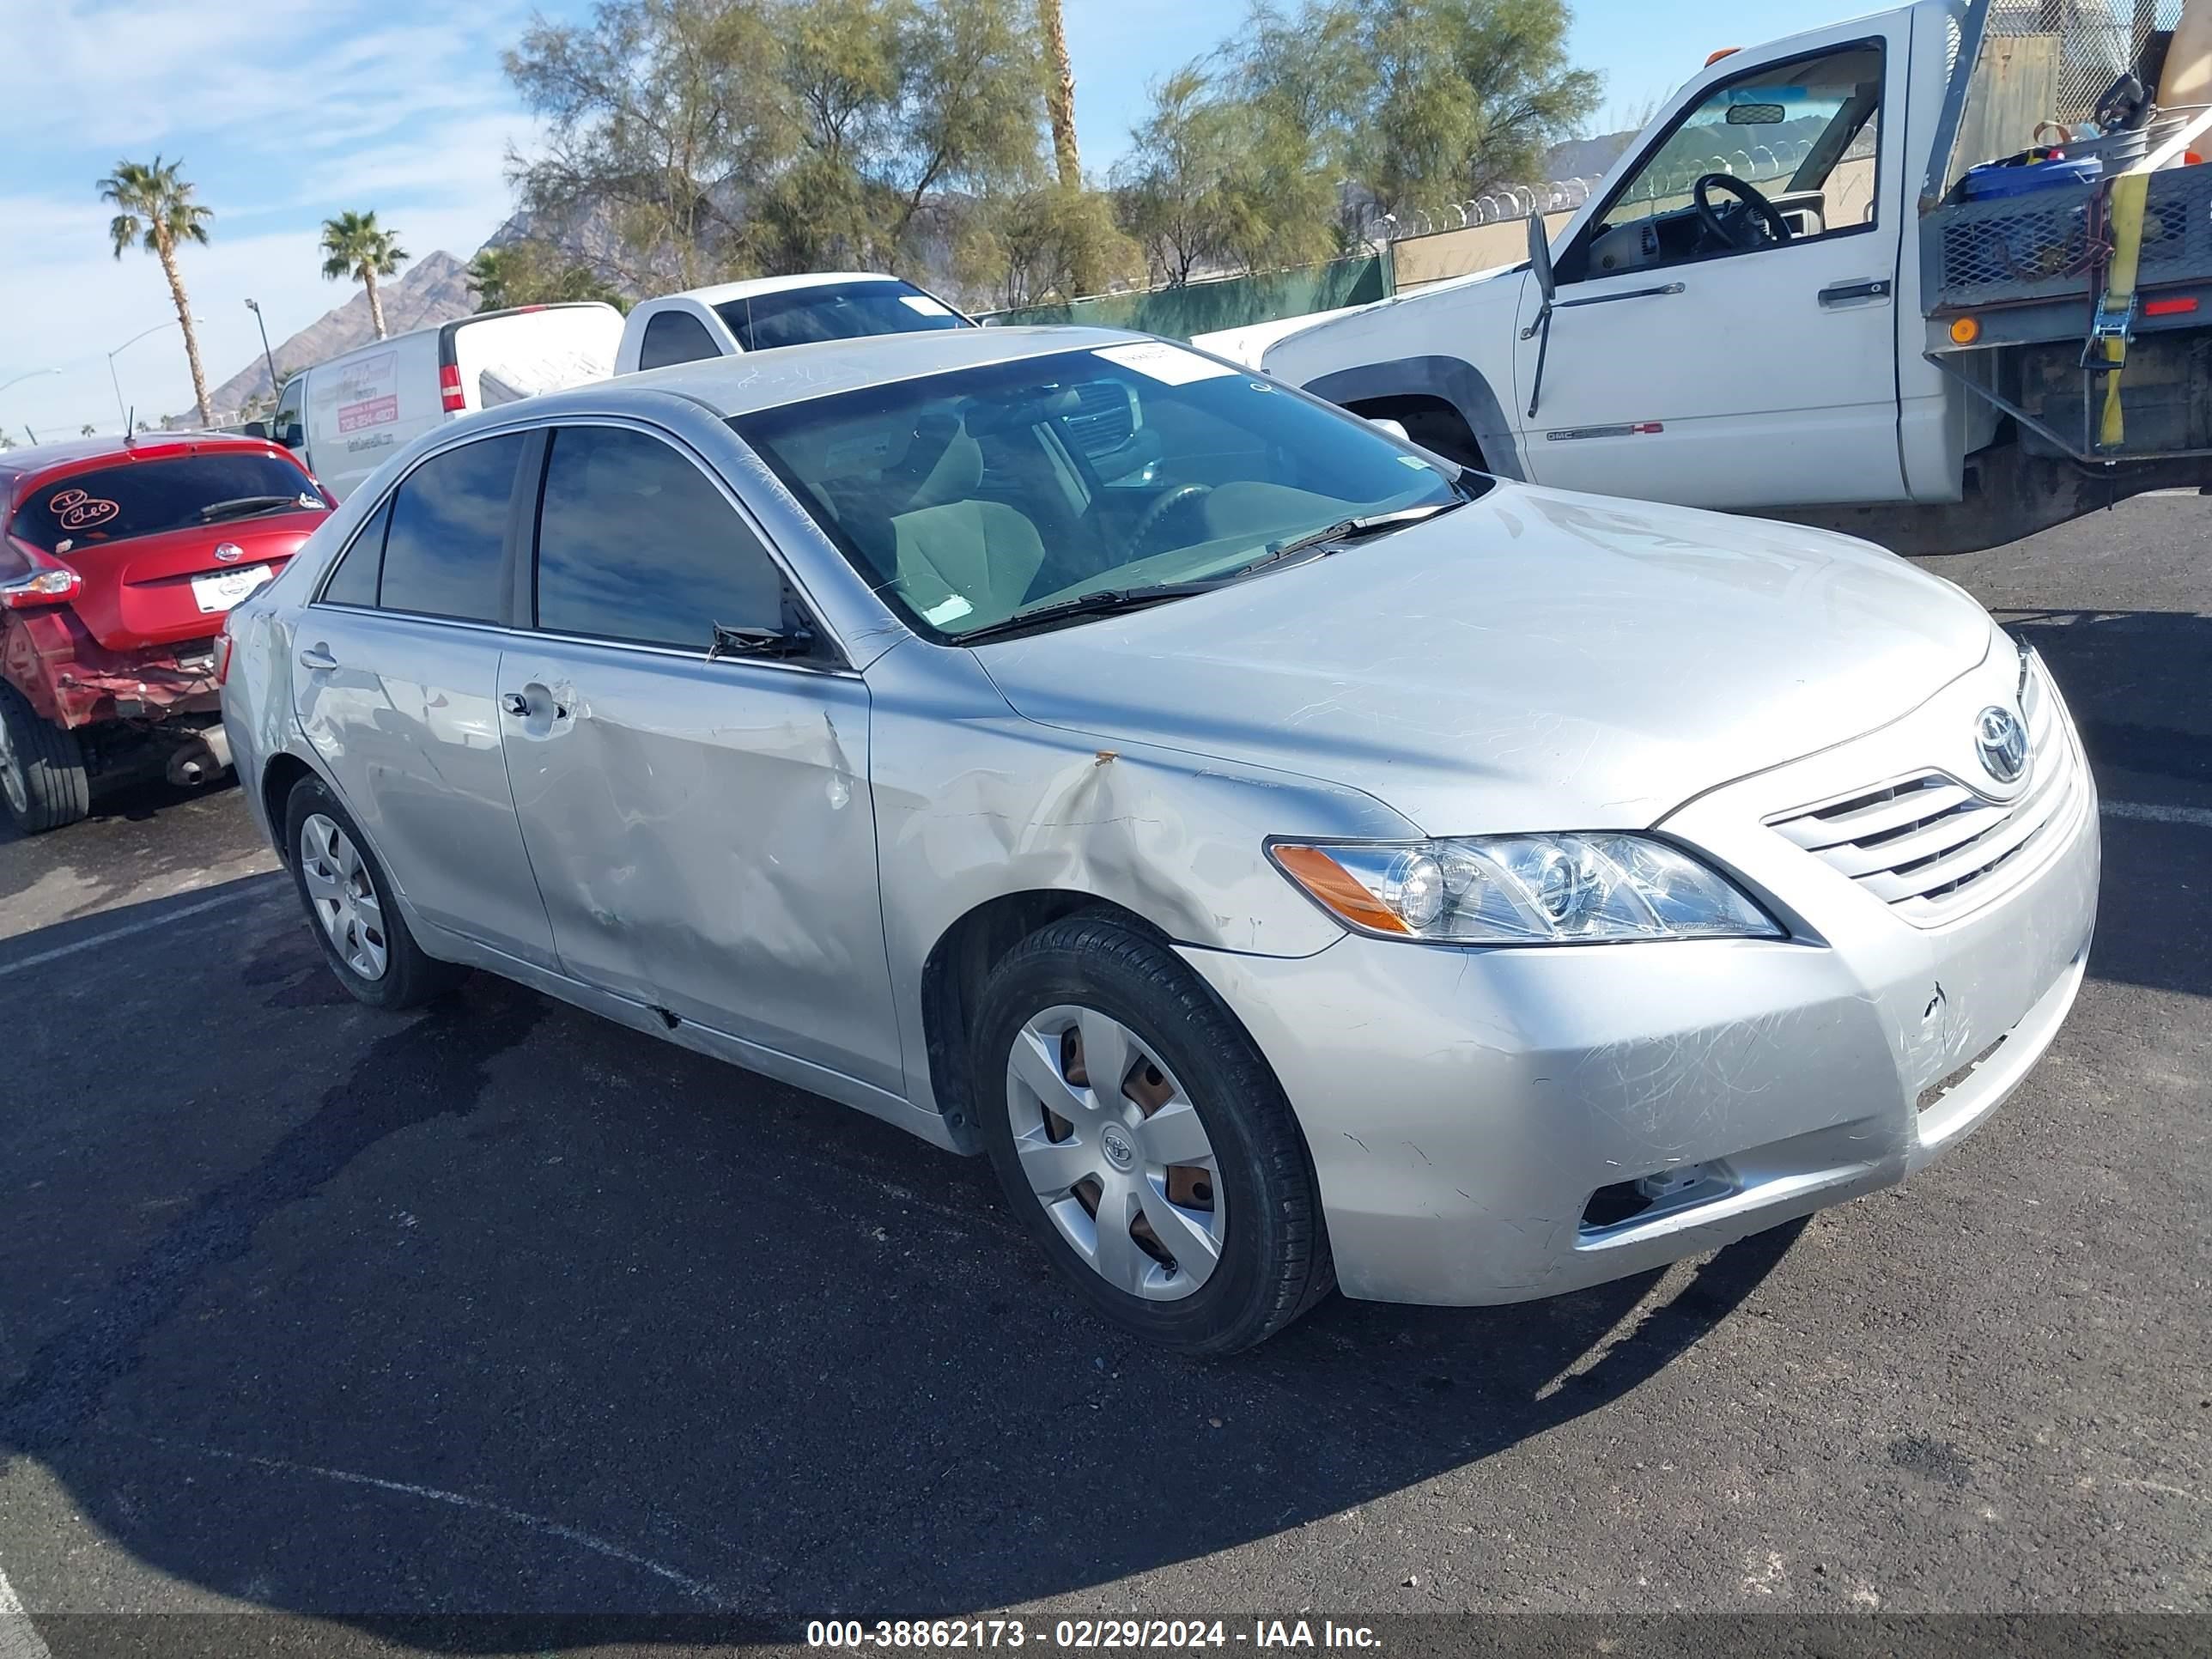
283;774;465;1009
0;680;90;834
973;913;1333;1355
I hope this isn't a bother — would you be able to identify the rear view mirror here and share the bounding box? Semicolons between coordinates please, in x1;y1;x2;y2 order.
1726;103;1787;125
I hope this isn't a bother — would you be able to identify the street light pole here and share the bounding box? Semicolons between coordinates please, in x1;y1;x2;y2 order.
107;319;188;433
245;298;280;403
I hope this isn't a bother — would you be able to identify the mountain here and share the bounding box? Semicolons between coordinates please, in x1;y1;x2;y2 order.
186;250;476;422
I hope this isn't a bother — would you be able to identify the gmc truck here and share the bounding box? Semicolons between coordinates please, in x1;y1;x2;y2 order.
1221;0;2212;555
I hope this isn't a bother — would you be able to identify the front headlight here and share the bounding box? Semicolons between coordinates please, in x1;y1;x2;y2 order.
1270;834;1783;945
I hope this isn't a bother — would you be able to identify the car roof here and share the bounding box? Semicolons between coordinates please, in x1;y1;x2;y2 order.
533;325;1152;423
653;272;912;308
0;431;295;493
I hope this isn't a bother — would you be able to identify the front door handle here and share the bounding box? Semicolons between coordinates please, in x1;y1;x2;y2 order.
501;691;531;717
298;645;337;672
1820;278;1893;307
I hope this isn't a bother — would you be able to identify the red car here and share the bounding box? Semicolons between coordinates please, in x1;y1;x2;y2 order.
0;434;331;832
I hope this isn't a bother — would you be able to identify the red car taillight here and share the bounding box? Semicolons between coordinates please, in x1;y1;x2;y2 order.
0;568;82;609
439;362;465;413
213;617;236;686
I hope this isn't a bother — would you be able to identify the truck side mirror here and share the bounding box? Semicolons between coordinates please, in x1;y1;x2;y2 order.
1522;212;1559;421
1527;211;1556;306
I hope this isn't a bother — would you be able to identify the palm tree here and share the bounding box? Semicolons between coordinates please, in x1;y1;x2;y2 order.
80;423;97;437
319;211;409;340
465;246;515;312
98;155;215;428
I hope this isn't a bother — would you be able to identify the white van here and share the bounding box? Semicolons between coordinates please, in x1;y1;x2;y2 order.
271;302;623;500
614;273;971;374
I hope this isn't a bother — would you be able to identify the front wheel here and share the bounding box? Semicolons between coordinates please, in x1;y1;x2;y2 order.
0;680;89;834
973;914;1333;1354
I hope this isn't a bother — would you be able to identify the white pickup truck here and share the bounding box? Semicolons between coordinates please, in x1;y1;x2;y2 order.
1228;0;2212;554
614;272;973;373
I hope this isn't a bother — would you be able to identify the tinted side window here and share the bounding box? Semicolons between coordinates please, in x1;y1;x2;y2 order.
638;310;721;371
378;434;526;623
534;426;786;648
320;496;391;607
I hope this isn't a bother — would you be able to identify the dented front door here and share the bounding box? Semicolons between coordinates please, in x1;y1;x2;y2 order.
495;642;901;1094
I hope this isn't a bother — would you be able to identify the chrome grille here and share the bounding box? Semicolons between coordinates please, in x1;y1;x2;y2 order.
1768;684;2085;927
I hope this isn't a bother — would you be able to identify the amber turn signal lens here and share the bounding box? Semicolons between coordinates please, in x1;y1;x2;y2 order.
1949;316;1982;345
1271;845;1410;935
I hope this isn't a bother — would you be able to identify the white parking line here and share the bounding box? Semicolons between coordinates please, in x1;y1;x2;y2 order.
2103;799;2212;830
0;1560;53;1659
0;882;273;981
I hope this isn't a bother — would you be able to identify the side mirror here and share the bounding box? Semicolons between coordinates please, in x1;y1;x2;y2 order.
1522;213;1560;421
241;419;270;441
1367;416;1411;443
1526;211;1556;306
277;423;304;449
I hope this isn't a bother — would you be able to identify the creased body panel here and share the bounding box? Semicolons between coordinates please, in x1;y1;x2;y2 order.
496;641;901;1094
863;641;1421;1117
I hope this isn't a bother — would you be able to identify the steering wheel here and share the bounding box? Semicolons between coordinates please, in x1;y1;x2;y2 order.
1692;173;1793;252
1130;483;1212;550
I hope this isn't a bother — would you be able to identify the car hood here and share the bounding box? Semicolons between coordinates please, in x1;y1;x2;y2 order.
971;483;1996;831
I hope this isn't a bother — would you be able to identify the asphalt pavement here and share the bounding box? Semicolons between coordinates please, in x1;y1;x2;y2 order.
0;496;2205;1655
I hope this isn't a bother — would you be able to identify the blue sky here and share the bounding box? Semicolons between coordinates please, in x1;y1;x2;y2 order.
0;0;1855;437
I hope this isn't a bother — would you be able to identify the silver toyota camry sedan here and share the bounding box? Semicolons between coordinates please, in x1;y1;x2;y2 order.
220;326;2098;1352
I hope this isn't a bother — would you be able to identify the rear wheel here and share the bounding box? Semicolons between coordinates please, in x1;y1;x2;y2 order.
973;914;1333;1354
0;680;90;834
284;775;464;1009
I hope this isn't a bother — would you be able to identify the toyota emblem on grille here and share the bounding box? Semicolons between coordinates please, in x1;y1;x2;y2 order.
213;542;245;563
1975;706;2028;784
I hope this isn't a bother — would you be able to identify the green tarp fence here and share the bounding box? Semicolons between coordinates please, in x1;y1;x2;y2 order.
977;254;1393;340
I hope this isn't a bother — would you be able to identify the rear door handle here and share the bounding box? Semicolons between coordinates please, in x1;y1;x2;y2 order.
1819;279;1893;307
298;645;337;672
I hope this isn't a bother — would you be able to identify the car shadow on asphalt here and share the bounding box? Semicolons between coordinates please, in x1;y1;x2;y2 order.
2002;606;2212;1000
0;927;1806;1638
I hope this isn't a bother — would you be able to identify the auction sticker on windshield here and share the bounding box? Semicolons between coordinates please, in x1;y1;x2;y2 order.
191;564;273;614
1093;341;1234;386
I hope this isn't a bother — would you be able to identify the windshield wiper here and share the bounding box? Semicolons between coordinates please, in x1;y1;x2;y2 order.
199;495;307;524
1237;499;1465;574
954;581;1219;645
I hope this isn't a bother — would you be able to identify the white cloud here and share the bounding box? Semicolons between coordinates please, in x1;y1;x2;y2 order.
0;0;543;436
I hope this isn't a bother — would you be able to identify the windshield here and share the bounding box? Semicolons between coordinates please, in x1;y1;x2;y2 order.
732;343;1477;640
10;453;323;553
714;280;969;354
1604;44;1882;227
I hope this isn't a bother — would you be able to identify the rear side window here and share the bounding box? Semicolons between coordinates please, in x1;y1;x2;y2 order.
638;310;721;371
9;453;318;553
533;426;786;647
377;434;526;623
319;496;392;607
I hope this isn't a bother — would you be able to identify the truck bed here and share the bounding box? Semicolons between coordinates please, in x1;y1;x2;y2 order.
1924;161;2212;349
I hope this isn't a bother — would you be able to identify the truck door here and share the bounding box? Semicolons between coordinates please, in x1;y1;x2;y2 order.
1510;11;1912;508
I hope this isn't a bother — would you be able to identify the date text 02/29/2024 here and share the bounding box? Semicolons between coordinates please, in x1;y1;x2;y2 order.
805;1619;1383;1650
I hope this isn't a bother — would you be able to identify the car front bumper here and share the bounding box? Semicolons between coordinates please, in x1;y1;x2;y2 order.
1180;652;2100;1306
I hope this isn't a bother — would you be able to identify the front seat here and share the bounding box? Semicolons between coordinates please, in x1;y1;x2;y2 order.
890;498;1048;629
